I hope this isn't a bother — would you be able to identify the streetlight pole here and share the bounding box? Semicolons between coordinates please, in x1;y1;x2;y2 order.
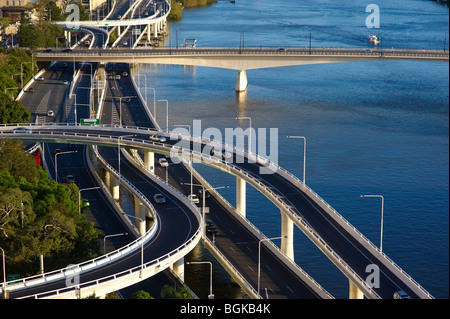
360;194;384;252
286;136;306;185
186;261;213;299
236;116;252;153
174;124;192;196
54;150;77;183
0;247;6;299
126;215;145;278
79;186;102;214
258;236;285;298
181;183;229;237
157;99;169;132
103;232;128;255
118;134;135;184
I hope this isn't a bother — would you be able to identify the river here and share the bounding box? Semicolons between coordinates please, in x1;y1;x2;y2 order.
135;0;449;299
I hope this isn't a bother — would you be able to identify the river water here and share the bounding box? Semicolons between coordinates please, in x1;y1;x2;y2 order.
136;0;449;299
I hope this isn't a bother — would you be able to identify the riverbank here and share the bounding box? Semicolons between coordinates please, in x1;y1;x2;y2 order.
169;0;216;21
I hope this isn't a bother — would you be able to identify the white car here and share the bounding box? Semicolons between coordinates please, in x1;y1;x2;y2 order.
188;194;199;204
149;134;166;143
47;110;54;117
36;76;44;81
159;158;169;167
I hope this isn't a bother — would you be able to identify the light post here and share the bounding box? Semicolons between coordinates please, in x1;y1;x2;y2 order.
258;236;285;298
157;99;169;132
286;136;306;185
126;215;145;278
149;87;156;118
103;232;128;255
181;183;229;237
186;261;213;299
20;62;32;90
54;150;77;183
0;247;6;299
236;116;252;153
174;124;192;196
71;93;77;125
79;186;102;214
118;134;135;184
360;194;384;252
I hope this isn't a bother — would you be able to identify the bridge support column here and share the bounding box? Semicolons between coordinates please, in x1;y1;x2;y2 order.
236;176;246;218
235;70;248;92
281;212;294;261
349;280;364;299
171;257;185;282
111;175;120;201
144;150;155;173
134;195;146;235
153;23;158;38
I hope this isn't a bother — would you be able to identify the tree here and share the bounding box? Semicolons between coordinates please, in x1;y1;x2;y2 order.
131;290;154;299
161;285;193;299
0;188;33;237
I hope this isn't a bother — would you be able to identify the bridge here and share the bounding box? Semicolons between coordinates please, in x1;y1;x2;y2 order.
1;0;443;300
35;47;449;91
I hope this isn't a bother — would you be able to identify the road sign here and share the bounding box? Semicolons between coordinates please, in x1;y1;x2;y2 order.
80;118;100;126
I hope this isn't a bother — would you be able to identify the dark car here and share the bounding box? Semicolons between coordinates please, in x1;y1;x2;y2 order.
65;175;75;183
62;48;72;52
28;87;34;93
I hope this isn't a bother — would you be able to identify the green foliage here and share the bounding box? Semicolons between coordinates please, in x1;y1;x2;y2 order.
169;1;184;20
131;290;154;299
160;285;193;299
0;139;102;277
17;13;65;49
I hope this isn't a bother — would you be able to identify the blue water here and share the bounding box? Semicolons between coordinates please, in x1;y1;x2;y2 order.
138;0;449;298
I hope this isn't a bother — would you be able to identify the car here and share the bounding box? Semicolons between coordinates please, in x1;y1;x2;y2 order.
62;63;67;68
117;15;122;19
36;76;45;81
13;127;32;133
123;41;128;46
159;158;169;167
393;290;411;299
198;189;211;200
65;175;75;183
149;134;166;143
124;97;131;102
43;49;53;53
210;146;232;159
63;80;69;85
62;48;72;52
188;194;199;204
81;198;90;207
47;110;54;117
153;193;166;204
276;47;286;52
28;87;34;93
206;224;218;234
362;49;372;53
122;72;128;77
69;144;78;151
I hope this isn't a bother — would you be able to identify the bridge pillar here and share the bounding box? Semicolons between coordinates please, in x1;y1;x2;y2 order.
171;257;185;282
134;195;146;235
349;280;364;299
281;212;294;261
152;23;158;38
111;175;120;201
235;70;248;92
236;176;246;217
144;150;155;173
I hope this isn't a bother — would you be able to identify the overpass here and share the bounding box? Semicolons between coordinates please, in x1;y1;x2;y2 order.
0;123;434;299
35;47;449;91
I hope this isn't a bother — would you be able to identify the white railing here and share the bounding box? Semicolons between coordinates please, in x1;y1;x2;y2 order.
0;124;433;298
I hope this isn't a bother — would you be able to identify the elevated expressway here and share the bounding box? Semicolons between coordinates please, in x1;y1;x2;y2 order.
0;124;434;299
35;47;449;91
